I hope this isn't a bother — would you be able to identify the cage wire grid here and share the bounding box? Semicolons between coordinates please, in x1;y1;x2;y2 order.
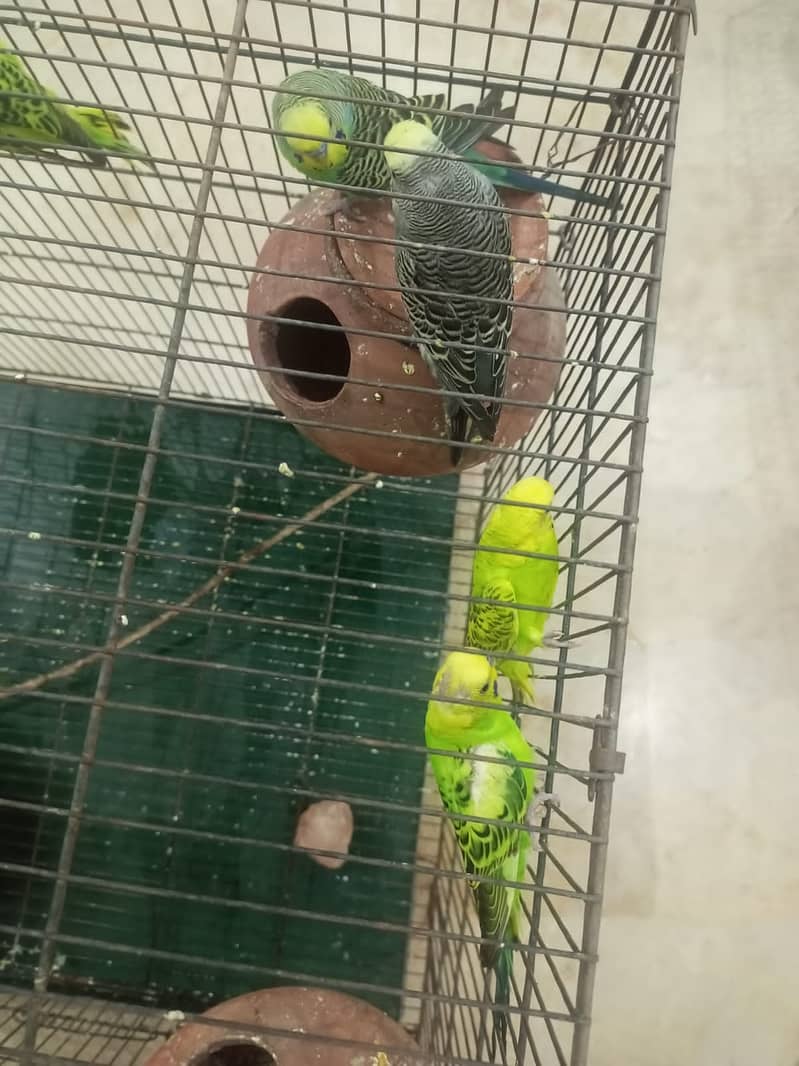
0;2;692;1065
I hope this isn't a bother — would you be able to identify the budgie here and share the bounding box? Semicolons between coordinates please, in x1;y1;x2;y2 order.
273;67;614;206
426;651;536;1056
0;41;153;168
467;477;560;709
385;119;512;463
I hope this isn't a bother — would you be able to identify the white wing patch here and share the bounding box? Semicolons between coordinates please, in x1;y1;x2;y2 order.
470;742;505;810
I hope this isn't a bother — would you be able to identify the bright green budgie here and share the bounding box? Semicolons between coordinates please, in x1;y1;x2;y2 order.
467;477;560;709
0;41;153;169
426;651;535;1056
273;67;614;206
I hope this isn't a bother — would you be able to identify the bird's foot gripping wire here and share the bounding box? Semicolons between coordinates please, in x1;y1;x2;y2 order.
530;791;560;818
526;791;560;850
541;630;579;650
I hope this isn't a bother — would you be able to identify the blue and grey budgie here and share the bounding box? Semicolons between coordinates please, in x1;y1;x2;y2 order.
0;40;153;168
273;67;613;206
385;118;513;464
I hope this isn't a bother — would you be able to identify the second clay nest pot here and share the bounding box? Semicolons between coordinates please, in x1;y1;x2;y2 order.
247;141;566;478
143;986;424;1066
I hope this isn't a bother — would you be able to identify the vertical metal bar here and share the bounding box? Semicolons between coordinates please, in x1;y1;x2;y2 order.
569;8;690;1065
21;4;249;1056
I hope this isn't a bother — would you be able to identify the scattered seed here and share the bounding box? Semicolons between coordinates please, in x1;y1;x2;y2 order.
402;361;415;375
278;461;295;478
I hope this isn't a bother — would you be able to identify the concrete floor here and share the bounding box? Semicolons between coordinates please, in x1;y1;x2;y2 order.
590;2;799;1063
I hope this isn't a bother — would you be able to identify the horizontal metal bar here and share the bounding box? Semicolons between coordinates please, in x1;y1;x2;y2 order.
0;403;643;473
0;227;663;288
0;793;599;903
0;515;628;579
0;457;635;526
0;860;594;966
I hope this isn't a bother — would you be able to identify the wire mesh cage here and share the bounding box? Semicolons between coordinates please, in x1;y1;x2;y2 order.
0;2;694;1065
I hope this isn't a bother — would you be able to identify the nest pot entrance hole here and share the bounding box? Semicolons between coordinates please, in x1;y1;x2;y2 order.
271;297;350;402
190;1041;277;1066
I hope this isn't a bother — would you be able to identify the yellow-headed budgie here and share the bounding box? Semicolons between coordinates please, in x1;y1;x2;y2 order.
426;651;536;1056
467;477;560;708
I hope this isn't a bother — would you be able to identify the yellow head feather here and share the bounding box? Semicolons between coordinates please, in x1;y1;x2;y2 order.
383;119;441;175
483;477;556;549
428;652;500;732
502;477;555;509
279;101;348;173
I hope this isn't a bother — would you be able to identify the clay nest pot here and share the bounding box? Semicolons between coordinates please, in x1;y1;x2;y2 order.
144;986;424;1066
247;140;565;477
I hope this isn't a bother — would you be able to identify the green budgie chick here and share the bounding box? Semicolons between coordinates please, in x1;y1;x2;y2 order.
467;477;559;709
273;67;614;205
385;119;512;462
426;651;535;1057
0;42;153;169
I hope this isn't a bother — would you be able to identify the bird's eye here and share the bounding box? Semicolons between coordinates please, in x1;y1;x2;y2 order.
294;153;304;164
334;128;346;140
493;680;499;696
479;682;489;694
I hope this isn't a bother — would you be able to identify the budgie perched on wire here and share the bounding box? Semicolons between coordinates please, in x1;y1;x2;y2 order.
426;651;537;1057
385;119;513;463
467;477;560;710
0;41;154;169
273;67;614;205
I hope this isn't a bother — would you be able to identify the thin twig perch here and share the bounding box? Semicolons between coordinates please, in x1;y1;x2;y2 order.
0;472;377;703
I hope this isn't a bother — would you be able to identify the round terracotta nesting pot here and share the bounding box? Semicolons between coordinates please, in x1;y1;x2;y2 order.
144;986;423;1066
247;141;565;477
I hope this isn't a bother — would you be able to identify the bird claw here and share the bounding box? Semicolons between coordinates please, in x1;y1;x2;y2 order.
541;631;579;650
527;792;559;851
527;791;560;826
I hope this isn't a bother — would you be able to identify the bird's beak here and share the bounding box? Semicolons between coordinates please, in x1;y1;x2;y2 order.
286;136;328;162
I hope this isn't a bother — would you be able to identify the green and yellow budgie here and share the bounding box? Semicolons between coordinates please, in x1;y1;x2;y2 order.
467;477;559;709
426;651;535;1056
273;67;615;206
0;41;154;169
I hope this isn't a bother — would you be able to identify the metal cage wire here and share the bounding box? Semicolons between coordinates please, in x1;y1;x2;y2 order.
0;2;692;1065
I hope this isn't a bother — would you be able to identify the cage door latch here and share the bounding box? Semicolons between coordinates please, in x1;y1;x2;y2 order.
587;719;626;801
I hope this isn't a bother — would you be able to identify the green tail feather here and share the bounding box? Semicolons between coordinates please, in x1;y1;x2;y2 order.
491;944;513;1060
68;106;156;172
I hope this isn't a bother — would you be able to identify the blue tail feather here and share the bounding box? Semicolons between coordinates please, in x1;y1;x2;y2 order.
467;149;618;209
